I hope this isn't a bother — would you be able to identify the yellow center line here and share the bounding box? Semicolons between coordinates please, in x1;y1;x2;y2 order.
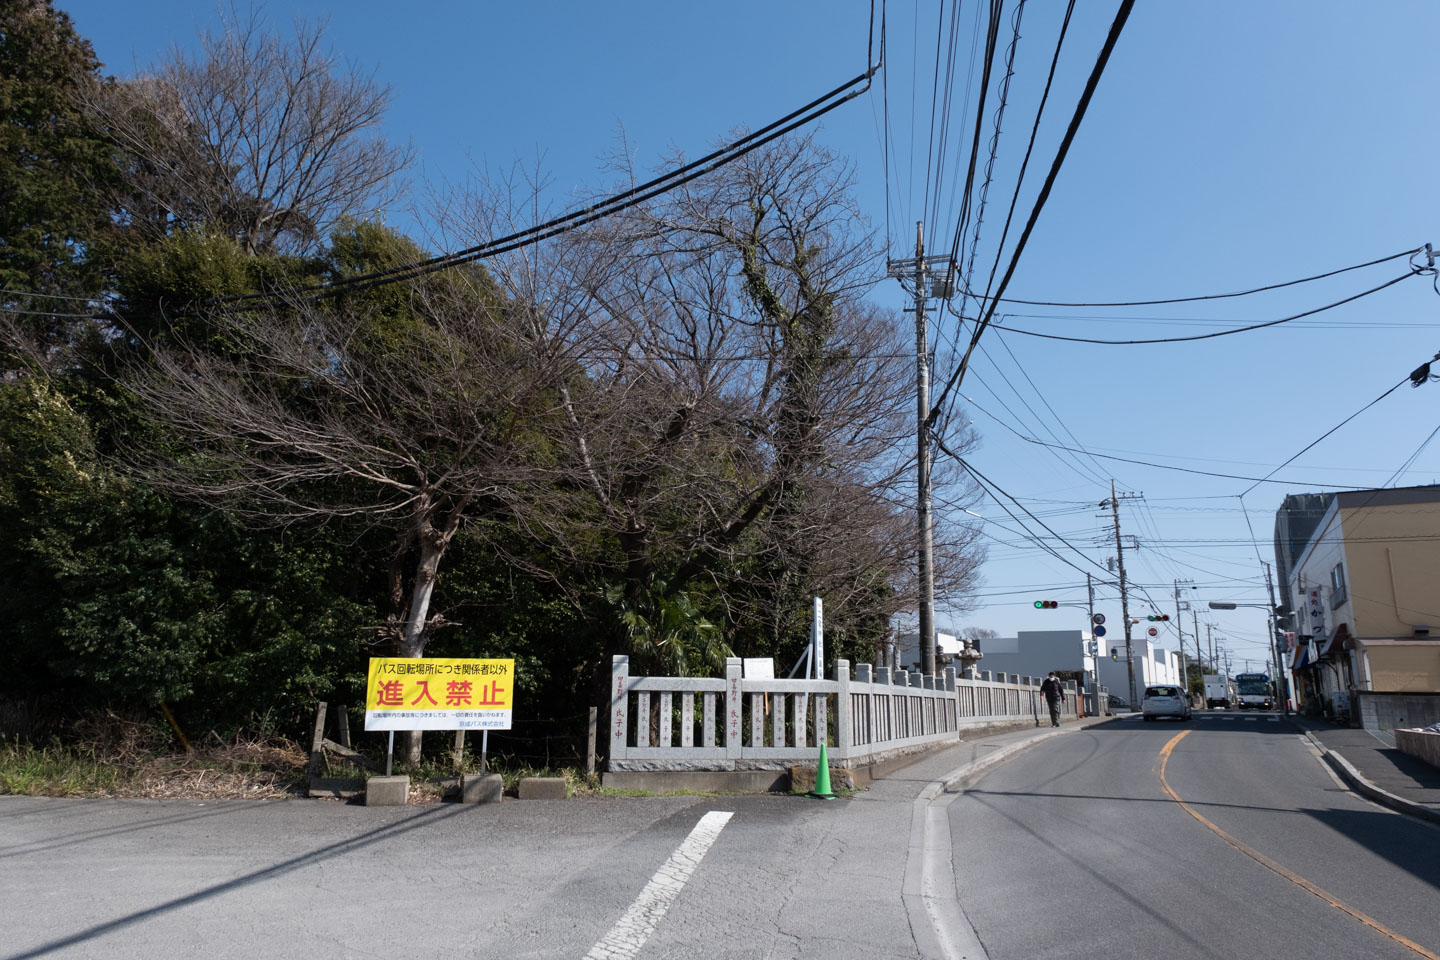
1158;729;1439;960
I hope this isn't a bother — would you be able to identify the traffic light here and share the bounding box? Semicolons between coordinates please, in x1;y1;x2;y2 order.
1033;600;1058;609
1110;647;1118;661
1147;614;1170;621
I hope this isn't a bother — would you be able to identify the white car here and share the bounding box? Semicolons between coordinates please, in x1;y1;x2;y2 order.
1142;684;1191;722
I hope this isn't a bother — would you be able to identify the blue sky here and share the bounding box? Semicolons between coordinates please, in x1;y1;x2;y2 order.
59;1;1440;671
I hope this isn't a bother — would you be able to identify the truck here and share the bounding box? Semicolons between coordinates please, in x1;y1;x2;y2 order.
1234;673;1274;710
1203;673;1235;709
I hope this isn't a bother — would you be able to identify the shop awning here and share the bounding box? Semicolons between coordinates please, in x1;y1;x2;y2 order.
1291;641;1311;671
1315;623;1351;659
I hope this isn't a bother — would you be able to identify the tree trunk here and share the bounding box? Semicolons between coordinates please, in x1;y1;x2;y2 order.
396;519;448;765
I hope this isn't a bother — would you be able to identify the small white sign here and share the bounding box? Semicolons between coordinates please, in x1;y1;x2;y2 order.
742;658;774;679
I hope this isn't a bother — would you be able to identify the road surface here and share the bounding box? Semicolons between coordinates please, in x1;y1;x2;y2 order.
2;713;1436;959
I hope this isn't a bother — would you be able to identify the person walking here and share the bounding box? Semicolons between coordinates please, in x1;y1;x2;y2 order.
1040;672;1064;727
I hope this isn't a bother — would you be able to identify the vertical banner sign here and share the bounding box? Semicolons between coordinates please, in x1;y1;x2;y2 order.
1307;587;1325;637
811;596;824;680
364;658;514;731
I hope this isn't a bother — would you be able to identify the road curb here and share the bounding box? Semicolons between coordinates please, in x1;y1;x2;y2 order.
1293;725;1440;827
936;715;1114;794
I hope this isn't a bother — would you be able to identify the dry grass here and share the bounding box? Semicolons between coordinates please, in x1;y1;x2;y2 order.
0;713;309;800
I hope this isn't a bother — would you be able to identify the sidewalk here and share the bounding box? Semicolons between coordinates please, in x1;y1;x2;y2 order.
1288;715;1440;825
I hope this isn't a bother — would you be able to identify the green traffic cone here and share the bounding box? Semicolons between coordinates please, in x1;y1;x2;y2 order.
807;742;836;799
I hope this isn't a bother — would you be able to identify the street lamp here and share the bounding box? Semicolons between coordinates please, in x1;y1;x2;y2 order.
1207;600;1290;715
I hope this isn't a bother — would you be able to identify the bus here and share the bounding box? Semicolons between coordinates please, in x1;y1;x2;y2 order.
1234;673;1273;710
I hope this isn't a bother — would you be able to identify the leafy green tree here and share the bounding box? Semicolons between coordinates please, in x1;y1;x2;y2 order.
115;224;566;761
0;374;374;733
0;0;117;350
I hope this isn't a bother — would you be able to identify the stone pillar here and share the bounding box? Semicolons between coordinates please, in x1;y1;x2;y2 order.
855;663;873;684
610;655;629;763
833;659;852;762
725;657;742;761
875;666;891;686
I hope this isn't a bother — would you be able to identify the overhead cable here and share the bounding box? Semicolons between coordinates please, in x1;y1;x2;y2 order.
218;56;881;308
1238;372;1412;497
967;246;1422;307
930;0;1135;425
990;270;1421;345
934;434;1114;579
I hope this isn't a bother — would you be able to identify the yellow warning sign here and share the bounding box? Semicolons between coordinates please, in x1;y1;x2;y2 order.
363;658;514;731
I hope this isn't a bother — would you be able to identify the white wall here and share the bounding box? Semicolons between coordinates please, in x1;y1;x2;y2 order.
1096;639;1182;703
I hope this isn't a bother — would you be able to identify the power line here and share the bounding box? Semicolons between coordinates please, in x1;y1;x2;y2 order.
935;435;1114;580
958;391;1384;488
217;50;882;309
1238;374;1412;498
959;0;1027;298
989;270;1423;345
946;0;1005;271
966;247;1422;307
930;0;1135;425
978;0;1075;307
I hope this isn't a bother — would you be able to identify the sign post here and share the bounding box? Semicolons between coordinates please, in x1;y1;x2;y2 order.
364;657;516;778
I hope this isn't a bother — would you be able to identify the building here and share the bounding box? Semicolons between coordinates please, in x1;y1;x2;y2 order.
1277;485;1440;728
1095;637;1183;706
971;630;1088;681
888;629;965;672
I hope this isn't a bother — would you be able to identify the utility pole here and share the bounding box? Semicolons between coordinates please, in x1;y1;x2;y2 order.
1102;482;1142;707
1206;623;1214;668
1261;564;1296;713
888;224;953;678
1086;573;1099;714
1192;608;1201;675
1174;578;1193;695
1263;561;1289;714
913;222;936;677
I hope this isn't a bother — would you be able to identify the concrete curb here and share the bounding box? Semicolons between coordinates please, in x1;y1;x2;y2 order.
935;715;1115;795
1293;725;1440;827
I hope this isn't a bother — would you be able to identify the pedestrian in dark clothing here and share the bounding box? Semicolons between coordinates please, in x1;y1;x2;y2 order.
1040;672;1064;727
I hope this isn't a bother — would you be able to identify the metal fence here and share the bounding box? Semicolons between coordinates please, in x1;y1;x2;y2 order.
607;656;1080;772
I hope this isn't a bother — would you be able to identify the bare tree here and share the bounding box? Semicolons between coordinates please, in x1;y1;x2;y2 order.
90;5;411;254
119;257;565;762
488;135;984;671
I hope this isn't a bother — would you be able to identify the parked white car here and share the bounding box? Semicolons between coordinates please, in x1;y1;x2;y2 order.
1142;684;1191;722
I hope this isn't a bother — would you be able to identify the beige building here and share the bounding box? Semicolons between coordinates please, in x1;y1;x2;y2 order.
1277;487;1440;721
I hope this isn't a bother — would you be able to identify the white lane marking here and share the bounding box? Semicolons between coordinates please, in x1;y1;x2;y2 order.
1245;717;1258;722
584;811;733;960
1267;717;1279;722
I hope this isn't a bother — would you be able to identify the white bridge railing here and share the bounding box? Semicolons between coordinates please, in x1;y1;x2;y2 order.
607;655;1079;772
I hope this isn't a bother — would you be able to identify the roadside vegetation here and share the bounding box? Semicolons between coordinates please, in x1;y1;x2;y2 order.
0;1;986;792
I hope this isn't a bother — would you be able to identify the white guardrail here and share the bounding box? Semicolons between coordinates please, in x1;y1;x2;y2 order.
607;655;1079;772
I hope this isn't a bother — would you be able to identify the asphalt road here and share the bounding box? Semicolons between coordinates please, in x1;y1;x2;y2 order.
950;711;1440;960
3;714;1437;960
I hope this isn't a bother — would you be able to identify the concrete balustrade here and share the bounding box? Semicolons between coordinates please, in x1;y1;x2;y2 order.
606;655;1080;777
